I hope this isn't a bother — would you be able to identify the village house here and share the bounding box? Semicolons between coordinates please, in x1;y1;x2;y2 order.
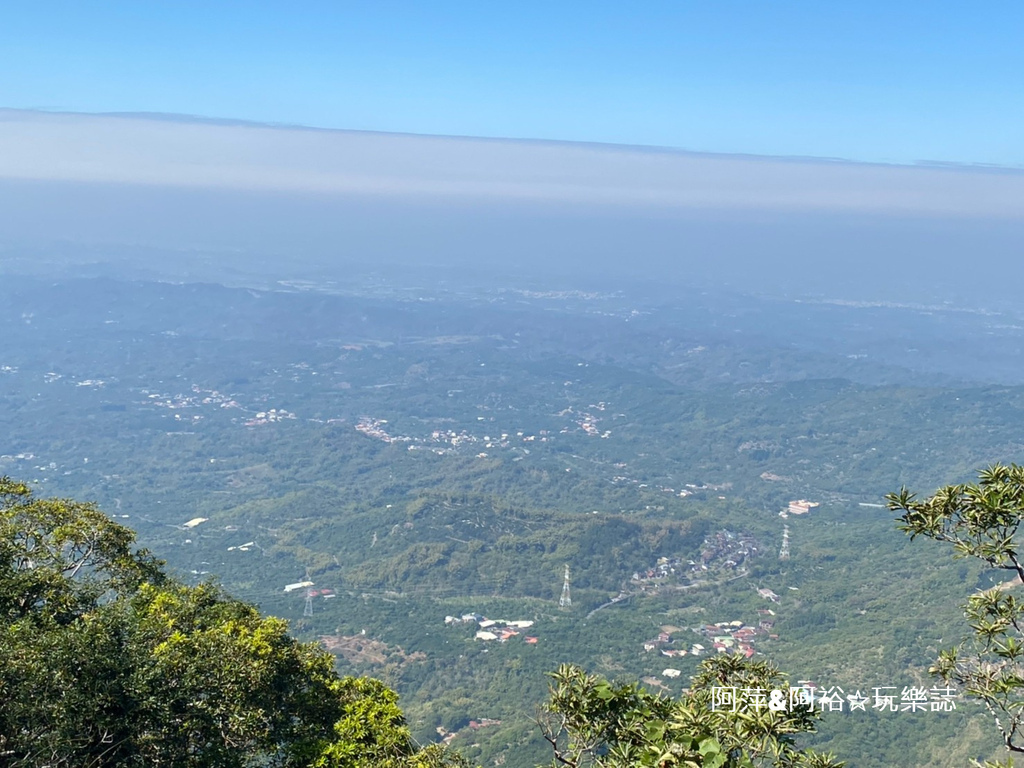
788;499;820;515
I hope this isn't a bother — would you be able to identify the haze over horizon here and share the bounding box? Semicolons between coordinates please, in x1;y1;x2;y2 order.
1;108;1022;306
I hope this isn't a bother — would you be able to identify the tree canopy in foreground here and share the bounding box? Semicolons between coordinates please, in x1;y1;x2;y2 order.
0;476;466;768
892;462;1024;768
539;655;843;768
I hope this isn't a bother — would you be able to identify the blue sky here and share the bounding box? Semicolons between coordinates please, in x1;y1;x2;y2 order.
2;2;1022;165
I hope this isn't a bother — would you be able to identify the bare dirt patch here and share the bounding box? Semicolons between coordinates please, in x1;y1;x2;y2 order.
320;634;426;668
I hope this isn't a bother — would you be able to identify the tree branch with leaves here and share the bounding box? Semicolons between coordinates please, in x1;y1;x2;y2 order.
891;462;1024;768
538;656;843;768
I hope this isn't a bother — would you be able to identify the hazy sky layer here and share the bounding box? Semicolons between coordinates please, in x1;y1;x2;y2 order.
2;2;1022;165
4;111;1023;219
1;111;1022;304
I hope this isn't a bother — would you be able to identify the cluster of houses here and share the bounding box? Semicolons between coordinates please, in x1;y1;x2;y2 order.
692;530;762;574
355;417;406;443
576;411;611;438
632;556;684;584
73;379;305;431
244;408;297;427
431;428;481;449
632;531;763;590
475;430;550;448
0;452;36;462
445;613;539;644
356;416;552;455
553;405;613;439
142;384;242;414
138;384;300;428
641;629;704;656
608;474;731;499
642;611;778;660
612;478;688;496
6;454;63;485
697;613;778;657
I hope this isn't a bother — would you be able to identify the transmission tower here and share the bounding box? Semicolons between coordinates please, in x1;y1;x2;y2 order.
304;588;314;617
779;525;790;561
559;564;572;609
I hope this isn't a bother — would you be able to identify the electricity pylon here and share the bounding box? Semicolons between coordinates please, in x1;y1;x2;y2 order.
559;564;572;609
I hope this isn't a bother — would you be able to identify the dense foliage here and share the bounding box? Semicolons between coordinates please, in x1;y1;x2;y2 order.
0;477;466;768
893;463;1024;768
540;656;843;768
